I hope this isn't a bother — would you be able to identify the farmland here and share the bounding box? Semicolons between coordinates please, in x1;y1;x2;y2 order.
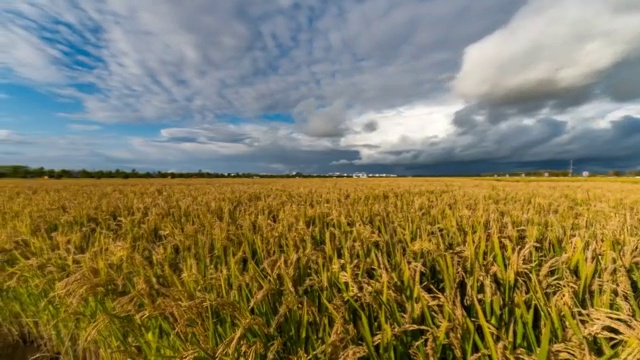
3;178;640;359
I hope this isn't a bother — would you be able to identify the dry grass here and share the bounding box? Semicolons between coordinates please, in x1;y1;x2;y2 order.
2;178;640;359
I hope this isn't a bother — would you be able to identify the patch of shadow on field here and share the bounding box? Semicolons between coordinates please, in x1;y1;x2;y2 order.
0;343;47;360
0;329;60;360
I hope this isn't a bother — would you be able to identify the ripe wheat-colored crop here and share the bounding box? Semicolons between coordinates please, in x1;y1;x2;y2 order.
2;178;640;359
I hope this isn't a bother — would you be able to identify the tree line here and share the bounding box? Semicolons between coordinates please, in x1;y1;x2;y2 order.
2;165;639;179
0;165;338;179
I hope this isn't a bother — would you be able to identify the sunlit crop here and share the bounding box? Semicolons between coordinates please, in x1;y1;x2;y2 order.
3;178;640;359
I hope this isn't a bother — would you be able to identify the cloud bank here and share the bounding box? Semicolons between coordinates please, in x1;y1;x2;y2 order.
454;0;640;106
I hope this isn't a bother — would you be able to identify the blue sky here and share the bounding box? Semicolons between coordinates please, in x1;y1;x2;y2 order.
2;0;640;174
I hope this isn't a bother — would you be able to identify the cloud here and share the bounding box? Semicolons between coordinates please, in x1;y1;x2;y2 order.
6;105;640;174
3;0;640;174
330;159;352;165
294;100;350;138
0;24;66;84
0;129;137;169
0;129;28;144
0;129;16;140
453;0;640;106
0;0;523;128
345;101;640;171
341;102;460;151
0;93;8;99
67;123;102;131
124;121;354;171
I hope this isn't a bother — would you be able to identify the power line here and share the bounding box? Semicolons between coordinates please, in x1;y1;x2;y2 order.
569;160;574;177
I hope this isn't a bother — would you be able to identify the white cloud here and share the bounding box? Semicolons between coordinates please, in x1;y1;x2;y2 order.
0;129;31;145
67;123;102;131
341;102;461;151
454;0;640;104
604;105;640;122
0;129;139;169
0;25;66;83
0;129;16;140
330;159;352;165
0;93;8;99
130;121;341;161
130;137;252;158
0;0;521;126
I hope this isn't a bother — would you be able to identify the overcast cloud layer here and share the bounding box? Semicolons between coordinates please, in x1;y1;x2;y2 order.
2;0;640;174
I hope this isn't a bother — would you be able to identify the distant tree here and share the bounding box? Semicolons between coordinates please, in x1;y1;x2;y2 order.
58;169;72;178
79;169;93;178
32;167;45;178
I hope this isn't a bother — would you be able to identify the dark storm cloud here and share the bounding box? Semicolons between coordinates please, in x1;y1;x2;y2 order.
353;115;640;171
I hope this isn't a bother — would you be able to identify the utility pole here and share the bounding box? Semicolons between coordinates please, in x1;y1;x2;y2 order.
569;160;574;177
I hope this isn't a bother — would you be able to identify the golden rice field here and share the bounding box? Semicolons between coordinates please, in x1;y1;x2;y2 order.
3;178;640;359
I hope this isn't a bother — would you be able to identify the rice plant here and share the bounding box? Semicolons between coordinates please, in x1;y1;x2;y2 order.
2;178;640;359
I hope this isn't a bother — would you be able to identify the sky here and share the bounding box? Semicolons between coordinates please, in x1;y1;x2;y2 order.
2;0;640;175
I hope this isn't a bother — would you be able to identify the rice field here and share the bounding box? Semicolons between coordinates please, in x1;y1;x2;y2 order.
2;178;640;359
